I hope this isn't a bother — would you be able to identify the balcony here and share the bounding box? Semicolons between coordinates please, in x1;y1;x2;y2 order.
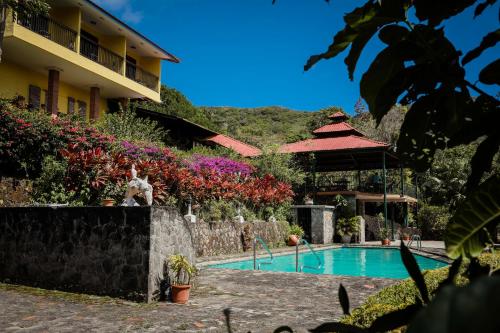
17;12;77;51
126;61;159;91
80;35;123;74
14;12;158;92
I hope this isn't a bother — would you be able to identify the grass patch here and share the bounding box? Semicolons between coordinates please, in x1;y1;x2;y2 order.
0;283;156;308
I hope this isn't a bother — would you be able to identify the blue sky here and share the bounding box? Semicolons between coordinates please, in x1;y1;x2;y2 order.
95;0;499;113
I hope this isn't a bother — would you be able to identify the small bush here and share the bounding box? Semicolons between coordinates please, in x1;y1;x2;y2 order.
32;156;90;205
94;107;167;146
341;251;499;329
418;204;451;240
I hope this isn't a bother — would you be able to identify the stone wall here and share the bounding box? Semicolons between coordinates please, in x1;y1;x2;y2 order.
0;207;195;302
190;220;288;257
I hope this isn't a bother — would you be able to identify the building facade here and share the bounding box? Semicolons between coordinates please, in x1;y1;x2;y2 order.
0;0;178;119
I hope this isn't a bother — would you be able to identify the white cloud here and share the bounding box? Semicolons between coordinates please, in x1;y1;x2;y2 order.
93;0;143;24
122;6;143;24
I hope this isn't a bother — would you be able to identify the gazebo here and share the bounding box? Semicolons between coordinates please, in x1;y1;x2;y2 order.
279;112;417;241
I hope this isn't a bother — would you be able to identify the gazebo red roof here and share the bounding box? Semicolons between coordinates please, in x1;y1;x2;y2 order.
204;134;262;157
328;111;348;120
313;122;364;136
279;135;388;154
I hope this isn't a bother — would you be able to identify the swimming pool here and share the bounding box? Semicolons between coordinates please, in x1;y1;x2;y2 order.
209;247;448;279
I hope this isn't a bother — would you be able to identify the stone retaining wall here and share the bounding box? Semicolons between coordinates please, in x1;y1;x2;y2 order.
191;220;289;257
0;206;195;302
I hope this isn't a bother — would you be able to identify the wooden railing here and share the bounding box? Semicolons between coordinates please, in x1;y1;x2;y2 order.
126;61;159;90
80;35;123;74
17;12;77;51
311;176;416;196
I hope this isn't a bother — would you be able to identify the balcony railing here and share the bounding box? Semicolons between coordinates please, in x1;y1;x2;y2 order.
17;12;77;51
80;35;123;74
16;12;158;92
311;176;417;197
126;61;159;90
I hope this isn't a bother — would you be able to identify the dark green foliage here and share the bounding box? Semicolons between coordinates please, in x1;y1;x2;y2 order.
445;174;500;259
400;242;429;304
339;251;499;330
407;276;500;333
418;205;451;240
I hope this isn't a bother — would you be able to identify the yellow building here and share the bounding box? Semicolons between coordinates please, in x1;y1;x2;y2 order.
0;0;179;119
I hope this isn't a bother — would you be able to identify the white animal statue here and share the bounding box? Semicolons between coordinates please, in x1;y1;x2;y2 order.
121;165;153;206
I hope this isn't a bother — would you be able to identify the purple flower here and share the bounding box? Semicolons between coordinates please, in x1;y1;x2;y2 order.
188;155;254;176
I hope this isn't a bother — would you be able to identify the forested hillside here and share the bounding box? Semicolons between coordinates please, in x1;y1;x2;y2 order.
202;106;316;146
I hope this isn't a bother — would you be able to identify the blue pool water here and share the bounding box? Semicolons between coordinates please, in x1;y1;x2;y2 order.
209;247;447;279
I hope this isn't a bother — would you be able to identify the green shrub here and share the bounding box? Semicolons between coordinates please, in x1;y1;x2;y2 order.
336;216;361;237
31;156;90;205
94;106;167;146
201;200;237;222
341;251;499;329
251;145;306;187
418;204;451;240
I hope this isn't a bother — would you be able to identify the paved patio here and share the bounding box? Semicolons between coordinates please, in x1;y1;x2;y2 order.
0;268;397;332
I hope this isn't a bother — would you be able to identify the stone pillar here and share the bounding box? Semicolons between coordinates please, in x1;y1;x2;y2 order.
359;216;366;244
47;69;60;115
90;87;100;120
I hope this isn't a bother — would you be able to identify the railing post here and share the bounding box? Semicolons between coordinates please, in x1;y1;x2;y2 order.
253;238;256;270
295;240;299;272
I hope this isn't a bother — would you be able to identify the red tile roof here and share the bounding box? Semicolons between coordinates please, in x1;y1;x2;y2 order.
328;111;348;119
279;135;388;154
313;122;364;136
205;134;262;157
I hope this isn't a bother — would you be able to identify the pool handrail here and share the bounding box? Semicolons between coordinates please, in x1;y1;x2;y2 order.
296;238;323;272
253;236;274;270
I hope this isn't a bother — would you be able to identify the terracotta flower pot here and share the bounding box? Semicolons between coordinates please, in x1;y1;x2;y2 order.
171;284;191;304
381;239;391;246
101;198;115;207
288;235;299;246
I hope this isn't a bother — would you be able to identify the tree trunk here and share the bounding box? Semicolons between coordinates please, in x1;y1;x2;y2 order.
0;2;7;63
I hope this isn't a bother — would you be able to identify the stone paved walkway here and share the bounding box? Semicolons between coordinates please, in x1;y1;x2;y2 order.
0;269;396;333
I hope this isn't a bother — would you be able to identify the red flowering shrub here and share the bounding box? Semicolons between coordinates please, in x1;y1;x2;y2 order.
1;101;294;216
0;102;114;177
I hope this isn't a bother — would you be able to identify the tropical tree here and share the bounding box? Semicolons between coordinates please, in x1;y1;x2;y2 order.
257;0;500;332
303;0;499;260
0;0;49;62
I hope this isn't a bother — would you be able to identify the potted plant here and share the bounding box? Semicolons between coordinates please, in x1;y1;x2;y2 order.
336;216;361;244
168;254;197;304
379;227;391;245
101;182;119;206
287;224;304;246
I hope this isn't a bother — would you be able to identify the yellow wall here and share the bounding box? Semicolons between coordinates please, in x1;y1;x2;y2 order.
126;49;161;91
50;7;80;32
0;60;107;120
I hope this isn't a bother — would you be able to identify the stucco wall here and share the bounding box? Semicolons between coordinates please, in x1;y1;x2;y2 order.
0;206;195;302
